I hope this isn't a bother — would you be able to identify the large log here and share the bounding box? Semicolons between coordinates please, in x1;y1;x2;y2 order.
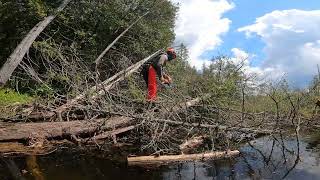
0;0;72;86
127;150;240;166
0;116;133;142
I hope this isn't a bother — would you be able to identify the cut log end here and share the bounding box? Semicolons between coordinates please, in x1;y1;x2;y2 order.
127;150;240;166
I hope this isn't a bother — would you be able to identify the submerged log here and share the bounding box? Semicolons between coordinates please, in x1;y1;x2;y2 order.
127;150;240;166
0;116;133;142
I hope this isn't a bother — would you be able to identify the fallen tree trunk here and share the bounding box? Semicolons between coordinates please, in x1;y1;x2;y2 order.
127;150;240;166
91;50;161;100
54;50;161;116
0;116;133;142
0;0;72;86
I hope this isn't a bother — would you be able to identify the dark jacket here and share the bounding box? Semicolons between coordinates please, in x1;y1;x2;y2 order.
141;53;168;84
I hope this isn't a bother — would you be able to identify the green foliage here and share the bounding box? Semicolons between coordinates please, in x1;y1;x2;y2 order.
162;44;248;108
127;76;145;101
198;57;245;107
27;0;48;17
0;0;177;99
166;44;197;97
32;84;55;99
0;89;33;106
0;88;33;118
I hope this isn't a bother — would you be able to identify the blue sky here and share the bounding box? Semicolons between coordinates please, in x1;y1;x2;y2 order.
220;0;320;66
172;0;320;88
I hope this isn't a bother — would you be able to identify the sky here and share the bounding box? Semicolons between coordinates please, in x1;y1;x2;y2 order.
170;0;320;88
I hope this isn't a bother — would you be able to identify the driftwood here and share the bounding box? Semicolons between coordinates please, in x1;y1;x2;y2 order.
0;0;72;86
0;116;133;142
127;150;240;166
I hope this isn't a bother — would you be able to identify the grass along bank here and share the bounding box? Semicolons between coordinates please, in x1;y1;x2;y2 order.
0;88;33;118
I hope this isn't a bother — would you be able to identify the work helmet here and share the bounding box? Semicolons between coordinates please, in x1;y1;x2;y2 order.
166;47;176;60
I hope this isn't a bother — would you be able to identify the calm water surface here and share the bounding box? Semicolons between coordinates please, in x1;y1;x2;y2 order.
1;132;320;180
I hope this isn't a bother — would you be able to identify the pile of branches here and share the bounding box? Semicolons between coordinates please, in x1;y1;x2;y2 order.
0;52;284;157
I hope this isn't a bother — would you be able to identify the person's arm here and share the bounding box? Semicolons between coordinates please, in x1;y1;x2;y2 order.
163;74;172;83
154;55;167;83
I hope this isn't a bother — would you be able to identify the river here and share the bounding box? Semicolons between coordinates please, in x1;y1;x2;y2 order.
1;131;320;180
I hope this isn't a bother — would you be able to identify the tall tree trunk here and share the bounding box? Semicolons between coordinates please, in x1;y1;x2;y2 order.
0;0;72;86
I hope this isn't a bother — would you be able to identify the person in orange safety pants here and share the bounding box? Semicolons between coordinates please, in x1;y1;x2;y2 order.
140;48;177;101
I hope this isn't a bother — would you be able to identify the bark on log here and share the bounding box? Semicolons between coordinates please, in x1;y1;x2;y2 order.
54;50;161;115
0;116;133;142
127;150;240;165
0;0;72;86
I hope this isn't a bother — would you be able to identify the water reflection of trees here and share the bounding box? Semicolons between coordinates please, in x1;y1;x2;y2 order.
243;134;300;179
168;93;303;180
168;132;301;180
241;86;302;179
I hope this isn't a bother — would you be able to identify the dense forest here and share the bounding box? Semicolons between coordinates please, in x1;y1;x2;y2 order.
1;1;320;178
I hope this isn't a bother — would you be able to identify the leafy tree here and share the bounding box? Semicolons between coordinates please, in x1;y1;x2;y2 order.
0;0;177;97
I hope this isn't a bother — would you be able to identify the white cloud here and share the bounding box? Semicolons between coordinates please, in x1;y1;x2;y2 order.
171;0;234;69
238;9;320;88
230;48;284;82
